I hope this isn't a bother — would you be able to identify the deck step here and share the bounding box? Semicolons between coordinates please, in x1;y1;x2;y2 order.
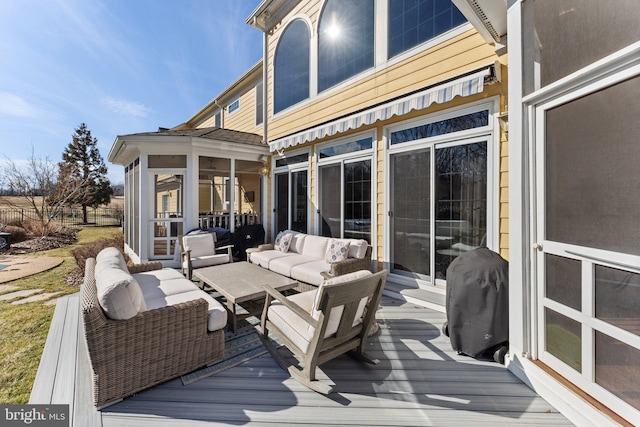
383;282;446;313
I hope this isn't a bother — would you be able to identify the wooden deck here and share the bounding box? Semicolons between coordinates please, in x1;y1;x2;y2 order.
30;293;574;426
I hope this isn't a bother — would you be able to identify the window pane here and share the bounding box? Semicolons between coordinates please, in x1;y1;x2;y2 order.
275;153;308;168
523;0;640;94
256;82;263;125
344;160;371;242
388;0;466;59
154;174;183;218
545;254;581;311
391;149;431;277
595;265;640;334
545;308;582;373
275;20;310;113
318;0;374;92
275;173;289;233
390;110;488;145
319;137;373;158
545;76;640;255
595;332;640;411
435;142;487;279
291;170;307;233
320;164;342;238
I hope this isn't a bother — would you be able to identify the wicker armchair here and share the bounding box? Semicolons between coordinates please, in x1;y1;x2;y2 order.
81;258;224;408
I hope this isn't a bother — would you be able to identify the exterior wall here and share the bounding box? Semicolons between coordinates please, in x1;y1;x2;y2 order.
224;83;262;133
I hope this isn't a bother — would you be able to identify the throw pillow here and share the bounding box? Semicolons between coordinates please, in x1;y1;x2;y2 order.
325;239;351;263
276;232;293;252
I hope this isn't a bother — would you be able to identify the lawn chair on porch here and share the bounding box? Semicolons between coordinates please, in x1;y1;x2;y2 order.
179;233;233;280
258;269;387;394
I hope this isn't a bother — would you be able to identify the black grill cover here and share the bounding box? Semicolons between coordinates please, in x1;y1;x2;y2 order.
445;248;509;358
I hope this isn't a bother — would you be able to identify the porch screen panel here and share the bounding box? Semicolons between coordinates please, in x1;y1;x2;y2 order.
434;142;487;279
595;265;640;334
275;173;289;233
391;149;431;276
320;164;341;238
523;0;640;95
291;170;307;233
545;308;582;373
344;160;371;242
595;332;640;411
545;76;640;256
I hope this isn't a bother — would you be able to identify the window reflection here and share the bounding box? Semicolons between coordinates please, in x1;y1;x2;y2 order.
275;20;310;113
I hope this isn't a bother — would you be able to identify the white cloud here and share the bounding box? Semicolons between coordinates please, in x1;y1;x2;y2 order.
0;92;41;118
102;97;152;118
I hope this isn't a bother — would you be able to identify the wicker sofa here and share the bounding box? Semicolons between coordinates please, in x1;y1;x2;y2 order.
249;231;372;292
81;247;227;408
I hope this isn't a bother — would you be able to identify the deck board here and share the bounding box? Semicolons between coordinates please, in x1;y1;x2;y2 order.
31;294;575;426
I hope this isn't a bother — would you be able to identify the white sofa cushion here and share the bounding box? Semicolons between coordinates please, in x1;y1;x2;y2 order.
95;264;147;320
289;233;306;254
269;255;319;277
325;239;351;263
96;247;128;271
301;235;330;259
290;260;331;286
136;273;200;301
346;239;369;259
311;270;372;337
250;250;296;269
144;290;227;332
267;290;317;353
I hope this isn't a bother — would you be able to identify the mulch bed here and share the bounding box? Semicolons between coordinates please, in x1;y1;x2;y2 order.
4;228;77;255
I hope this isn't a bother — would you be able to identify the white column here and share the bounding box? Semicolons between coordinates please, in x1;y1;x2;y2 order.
229;158;236;233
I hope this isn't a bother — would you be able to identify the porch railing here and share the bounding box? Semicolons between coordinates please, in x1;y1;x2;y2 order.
198;213;261;230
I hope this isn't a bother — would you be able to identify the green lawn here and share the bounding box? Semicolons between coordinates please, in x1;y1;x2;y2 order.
0;226;123;404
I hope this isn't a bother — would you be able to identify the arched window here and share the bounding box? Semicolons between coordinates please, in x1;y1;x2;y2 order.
318;0;375;93
274;19;310;113
388;0;467;59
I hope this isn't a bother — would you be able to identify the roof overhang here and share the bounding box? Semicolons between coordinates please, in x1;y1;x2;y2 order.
108;128;268;166
246;0;299;33
269;67;492;152
452;0;507;54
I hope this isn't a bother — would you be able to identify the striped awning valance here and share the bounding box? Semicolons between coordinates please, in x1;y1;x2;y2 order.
269;67;492;152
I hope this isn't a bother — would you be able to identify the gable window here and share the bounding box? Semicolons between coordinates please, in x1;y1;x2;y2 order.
214;111;221;128
318;0;375;92
388;0;466;59
255;81;263;126
274;19;310;113
228;99;240;115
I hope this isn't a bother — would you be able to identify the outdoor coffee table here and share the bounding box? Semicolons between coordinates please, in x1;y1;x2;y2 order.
193;261;298;332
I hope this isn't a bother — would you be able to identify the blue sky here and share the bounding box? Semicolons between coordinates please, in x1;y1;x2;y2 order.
0;0;263;185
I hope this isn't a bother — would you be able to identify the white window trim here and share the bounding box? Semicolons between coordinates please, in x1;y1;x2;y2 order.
383;98;499;289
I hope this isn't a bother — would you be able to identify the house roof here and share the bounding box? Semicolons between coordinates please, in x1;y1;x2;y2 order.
120;127;264;146
108;127;266;165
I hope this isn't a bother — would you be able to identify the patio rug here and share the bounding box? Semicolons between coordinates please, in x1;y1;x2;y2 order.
181;316;268;385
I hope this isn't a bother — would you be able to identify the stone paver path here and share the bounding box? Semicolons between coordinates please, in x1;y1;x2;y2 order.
12;292;63;305
0;289;43;301
0;285;20;293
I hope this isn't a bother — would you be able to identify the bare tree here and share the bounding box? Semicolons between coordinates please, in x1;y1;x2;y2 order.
1;149;90;237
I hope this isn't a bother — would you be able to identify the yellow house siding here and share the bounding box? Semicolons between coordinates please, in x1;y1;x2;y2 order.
224;85;260;133
268;29;496;141
197;115;217;128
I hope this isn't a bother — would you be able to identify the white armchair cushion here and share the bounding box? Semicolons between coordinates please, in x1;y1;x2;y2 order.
311;270;372;337
325;239;351;263
183;234;215;258
188;254;230;269
267;291;317;353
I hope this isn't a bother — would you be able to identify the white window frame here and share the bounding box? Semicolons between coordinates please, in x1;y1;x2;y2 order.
383;98;499;288
272;148;311;235
315;130;376;243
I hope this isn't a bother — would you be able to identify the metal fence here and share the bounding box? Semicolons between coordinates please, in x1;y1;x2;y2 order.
0;207;123;227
